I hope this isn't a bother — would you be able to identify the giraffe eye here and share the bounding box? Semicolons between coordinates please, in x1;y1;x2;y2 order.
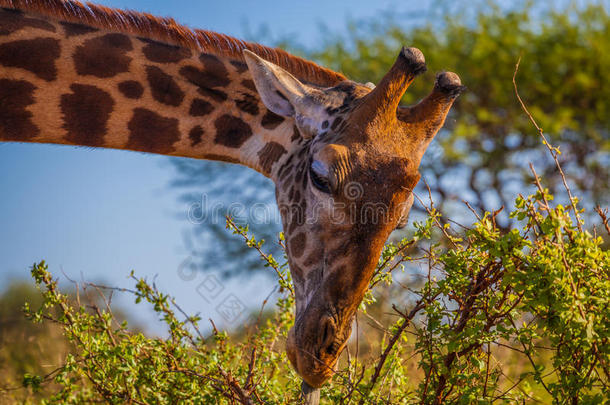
309;160;331;194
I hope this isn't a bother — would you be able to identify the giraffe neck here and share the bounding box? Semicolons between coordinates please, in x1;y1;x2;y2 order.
0;6;312;178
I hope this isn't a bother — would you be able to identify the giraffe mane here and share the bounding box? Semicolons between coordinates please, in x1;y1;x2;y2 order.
0;0;347;87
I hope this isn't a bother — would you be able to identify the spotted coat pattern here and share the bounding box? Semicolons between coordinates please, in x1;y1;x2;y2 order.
0;7;292;175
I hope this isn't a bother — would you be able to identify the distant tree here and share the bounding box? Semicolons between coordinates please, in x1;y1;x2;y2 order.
169;158;279;277
0;281;136;402
0;282;71;402
312;2;609;225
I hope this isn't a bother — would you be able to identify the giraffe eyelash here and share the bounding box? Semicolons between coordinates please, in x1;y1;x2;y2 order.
309;165;331;194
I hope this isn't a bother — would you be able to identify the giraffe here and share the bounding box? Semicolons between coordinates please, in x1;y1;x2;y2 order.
0;0;464;390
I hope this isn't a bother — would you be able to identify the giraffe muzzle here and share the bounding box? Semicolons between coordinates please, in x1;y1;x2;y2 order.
286;304;352;388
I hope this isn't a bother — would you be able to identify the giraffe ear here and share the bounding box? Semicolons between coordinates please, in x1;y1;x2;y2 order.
243;49;323;120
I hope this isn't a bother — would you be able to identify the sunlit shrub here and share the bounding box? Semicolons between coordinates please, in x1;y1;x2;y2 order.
14;175;609;404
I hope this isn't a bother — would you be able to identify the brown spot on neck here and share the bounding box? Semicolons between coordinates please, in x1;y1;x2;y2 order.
140;37;192;64
0;79;39;141
258;142;287;175
261;110;285;130
235;93;260;116
0;7;55;35
145;65;185;106
73;33;132;78
118;80;144;99
214;114;253;148
60;21;98;37
179;64;228;102
61;84;114;147
198;53;230;86
189;126;204;146
241;79;257;91
0;38;59;81
230;60;248;73
127;108;180;154
189;98;214;117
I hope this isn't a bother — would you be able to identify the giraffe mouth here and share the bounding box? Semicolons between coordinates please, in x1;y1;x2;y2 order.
287;326;339;388
286;304;349;387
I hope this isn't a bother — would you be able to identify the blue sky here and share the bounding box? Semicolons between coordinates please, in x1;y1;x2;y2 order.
0;0;436;332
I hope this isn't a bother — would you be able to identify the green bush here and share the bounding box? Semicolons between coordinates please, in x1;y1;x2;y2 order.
9;169;608;403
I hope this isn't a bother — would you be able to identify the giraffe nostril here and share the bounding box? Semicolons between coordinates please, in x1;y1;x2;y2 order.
319;315;336;354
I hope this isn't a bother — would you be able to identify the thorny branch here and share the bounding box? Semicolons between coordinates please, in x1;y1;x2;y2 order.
226;216;295;297
513;56;583;232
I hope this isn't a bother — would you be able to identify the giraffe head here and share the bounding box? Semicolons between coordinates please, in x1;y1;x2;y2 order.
245;47;463;387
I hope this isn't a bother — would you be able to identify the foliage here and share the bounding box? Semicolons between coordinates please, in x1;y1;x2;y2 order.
6;175;608;403
0;282;138;403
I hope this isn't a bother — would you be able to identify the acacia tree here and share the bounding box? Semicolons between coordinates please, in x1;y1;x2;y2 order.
311;2;609;224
